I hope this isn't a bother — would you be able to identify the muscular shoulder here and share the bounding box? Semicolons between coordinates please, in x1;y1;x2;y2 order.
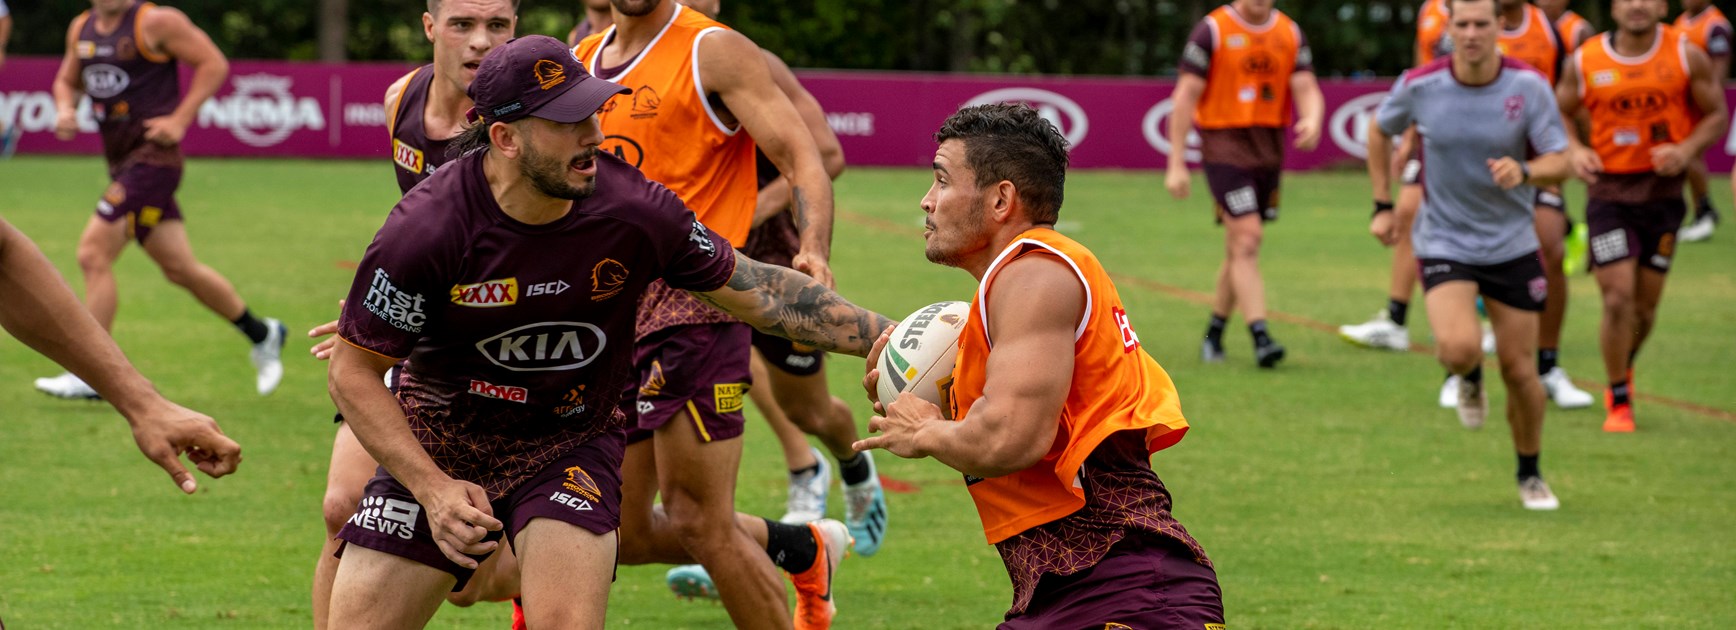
384;67;420;131
695;28;765;89
137;5;197;39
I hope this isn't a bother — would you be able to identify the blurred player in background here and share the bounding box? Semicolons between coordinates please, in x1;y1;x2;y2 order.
1369;0;1571;509
1557;0;1728;432
307;0;519;627
1167;0;1324;369
1672;0;1729;242
41;0;284;401
861;103;1222;629
1537;0;1596;50
566;0;612;46
2;216;242;494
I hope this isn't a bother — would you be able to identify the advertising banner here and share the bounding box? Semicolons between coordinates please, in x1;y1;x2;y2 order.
3;57;1733;172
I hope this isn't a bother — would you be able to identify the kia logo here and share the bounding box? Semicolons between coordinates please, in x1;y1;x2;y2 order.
475;321;608;372
1142;99;1201;164
1241;52;1277;75
1329;92;1391;160
81;64;130;99
1610;88;1668;120
965;87;1088;148
602;135;644;168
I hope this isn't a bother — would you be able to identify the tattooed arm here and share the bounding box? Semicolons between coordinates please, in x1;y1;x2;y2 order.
693;251;892;358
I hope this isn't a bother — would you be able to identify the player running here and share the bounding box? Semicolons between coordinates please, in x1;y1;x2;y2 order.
324;35;890;630
574;1;855;627
1557;0;1728;432
1538;0;1597;49
1672;0;1729;242
1369;0;1571;509
1167;0;1324;368
860;103;1221;629
40;0;285;400
307;0;519;626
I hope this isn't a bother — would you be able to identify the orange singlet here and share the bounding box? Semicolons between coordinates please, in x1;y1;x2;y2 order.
949;228;1191;544
1417;0;1452;66
1574;27;1696;176
1192;5;1305;131
1500;4;1566;84
1673;5;1731;56
573;4;757;246
1556;10;1594;51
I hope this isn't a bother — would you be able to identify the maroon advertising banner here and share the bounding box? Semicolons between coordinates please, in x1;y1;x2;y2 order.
3;57;1733;172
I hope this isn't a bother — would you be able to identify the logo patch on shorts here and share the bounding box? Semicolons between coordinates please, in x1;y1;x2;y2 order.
714;383;747;413
784;354;817;369
1104;624;1134;630
1591;230;1630;264
138;206;163;228
1528;276;1548;304
1657;233;1675;258
1225;185;1259;214
549;491;593;512
562;466;601;502
1205;624;1227;630
103;182;127;206
347;496;421;540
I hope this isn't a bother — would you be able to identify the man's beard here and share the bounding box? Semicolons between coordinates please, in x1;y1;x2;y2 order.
520;143;597;201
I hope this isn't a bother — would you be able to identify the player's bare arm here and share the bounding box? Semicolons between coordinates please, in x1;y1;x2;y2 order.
1290;70;1325;150
1366;119;1400;245
855;254;1080;478
752;50;845;229
0;218;241;493
1164;73;1206;200
0;11;12;71
137;7;227;146
52;16;87;140
382;72;415;134
1554;54;1603;182
699;29;836;285
327;341;503;568
1653;46;1730;176
691;251;892;358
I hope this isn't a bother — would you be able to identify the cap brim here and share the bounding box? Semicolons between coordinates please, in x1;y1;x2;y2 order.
529;77;632;124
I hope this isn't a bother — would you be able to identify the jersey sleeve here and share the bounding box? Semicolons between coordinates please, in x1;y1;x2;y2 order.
1709;21;1733;59
0;1;10;19
639;180;737;293
1178;21;1213;77
337;202;455;360
1525;77;1570;156
1294;24;1315;73
1375;73;1417;137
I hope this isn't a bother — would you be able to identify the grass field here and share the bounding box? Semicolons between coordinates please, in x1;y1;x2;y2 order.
0;156;1732;629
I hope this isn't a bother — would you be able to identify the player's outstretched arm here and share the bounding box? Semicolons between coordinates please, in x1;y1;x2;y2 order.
855;254;1079;478
692;251;891;358
140;6;228;146
0;218;240;493
699;29;835;286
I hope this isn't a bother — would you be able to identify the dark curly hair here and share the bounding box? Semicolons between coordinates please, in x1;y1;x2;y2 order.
933;103;1070;224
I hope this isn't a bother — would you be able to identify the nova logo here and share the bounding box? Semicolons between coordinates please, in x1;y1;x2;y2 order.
347;496;420;540
451;277;518;307
197;74;326;148
468;379;528;403
81;64;130;99
393;139;425;174
475;321;607;372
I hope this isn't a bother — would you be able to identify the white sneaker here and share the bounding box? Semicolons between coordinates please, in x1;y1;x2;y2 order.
1542;367;1594;409
780;446;831;524
1481;325;1496;355
1456;375;1487;430
33;372;100;400
1338;310;1410;351
1678;212;1717;242
1519;476;1560;510
1438;374;1460;409
250;318;287;396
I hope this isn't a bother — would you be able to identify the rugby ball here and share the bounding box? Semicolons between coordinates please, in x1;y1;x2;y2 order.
876;301;971;419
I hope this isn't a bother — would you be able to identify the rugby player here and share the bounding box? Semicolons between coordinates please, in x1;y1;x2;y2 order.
1;216;242;494
575;1;857;626
1167;0;1324;368
42;0;285;400
325;35;890;629
1672;0;1730;242
1537;0;1597;49
1369;0;1570;509
1557;0;1728;432
859;103;1222;629
566;0;613;47
308;0;518;626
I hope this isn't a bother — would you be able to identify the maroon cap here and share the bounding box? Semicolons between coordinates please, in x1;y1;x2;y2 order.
466;35;629;125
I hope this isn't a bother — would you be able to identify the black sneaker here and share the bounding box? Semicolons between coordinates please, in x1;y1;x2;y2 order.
1254;341;1286;368
1200;338;1225;363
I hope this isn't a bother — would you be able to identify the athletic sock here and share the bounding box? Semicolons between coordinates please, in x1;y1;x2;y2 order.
838;453;873;486
1464;365;1484;386
1538;348;1559;376
1517;453;1540;480
1387;298;1409;328
1204;314;1228;345
789;462;821;479
1696;195;1715;219
1610;380;1631;406
1248;319;1272;347
232;308;269;344
763;518;819;573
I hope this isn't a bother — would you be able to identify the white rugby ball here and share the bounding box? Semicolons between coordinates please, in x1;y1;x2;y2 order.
876;301;971;419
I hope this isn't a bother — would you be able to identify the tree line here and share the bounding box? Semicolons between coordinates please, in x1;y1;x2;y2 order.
6;1;1624;77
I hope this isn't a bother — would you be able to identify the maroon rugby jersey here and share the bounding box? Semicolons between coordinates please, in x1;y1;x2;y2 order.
338;150;737;498
74;1;182;171
389;65;457;195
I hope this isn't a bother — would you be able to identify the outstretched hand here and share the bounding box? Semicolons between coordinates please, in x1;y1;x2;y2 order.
128;400;242;494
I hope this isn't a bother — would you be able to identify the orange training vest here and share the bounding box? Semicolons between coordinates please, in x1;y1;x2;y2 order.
1556;10;1593;52
1500;4;1564;85
1417;0;1451;66
1674;6;1730;55
573;5;757;246
1574;27;1695;174
950;228;1191;544
1194;5;1304;130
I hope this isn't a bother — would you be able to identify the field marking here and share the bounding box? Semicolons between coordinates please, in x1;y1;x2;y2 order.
838;210;1736;423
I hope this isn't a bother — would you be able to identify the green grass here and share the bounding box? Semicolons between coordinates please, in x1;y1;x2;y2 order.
0;156;1732;628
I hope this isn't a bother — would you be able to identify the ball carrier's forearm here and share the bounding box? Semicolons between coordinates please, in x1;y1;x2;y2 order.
695;253;892;358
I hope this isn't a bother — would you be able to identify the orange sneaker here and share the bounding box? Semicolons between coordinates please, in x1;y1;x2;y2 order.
511;597;527;630
1603;390;1635;433
789;519;851;630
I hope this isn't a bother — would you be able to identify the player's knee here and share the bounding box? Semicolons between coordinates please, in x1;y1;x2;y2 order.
1599;286;1633;313
1437;341;1481;374
322;489;362;536
664;498;730;552
75;246;112;275
1227;234;1262;259
159;261;198;287
1497;355;1535;384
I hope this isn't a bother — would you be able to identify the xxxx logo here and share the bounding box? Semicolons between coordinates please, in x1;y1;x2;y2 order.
451;278;518;308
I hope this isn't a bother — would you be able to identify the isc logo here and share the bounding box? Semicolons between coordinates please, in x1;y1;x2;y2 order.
549;491;594;512
525;280;570;297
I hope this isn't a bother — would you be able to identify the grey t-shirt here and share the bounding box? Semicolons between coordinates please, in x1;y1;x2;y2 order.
1377;57;1568;265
